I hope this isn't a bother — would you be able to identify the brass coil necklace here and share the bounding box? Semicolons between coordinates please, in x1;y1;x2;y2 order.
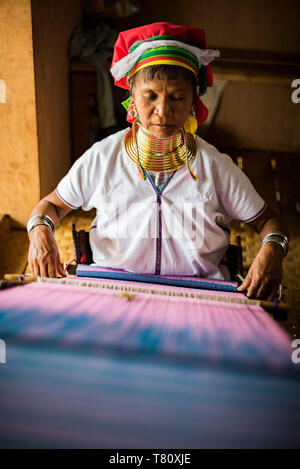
124;121;198;180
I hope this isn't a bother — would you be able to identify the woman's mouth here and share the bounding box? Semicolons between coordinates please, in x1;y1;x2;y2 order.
152;124;176;129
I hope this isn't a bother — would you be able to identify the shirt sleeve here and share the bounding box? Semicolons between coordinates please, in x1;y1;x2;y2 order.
215;153;266;223
55;143;100;211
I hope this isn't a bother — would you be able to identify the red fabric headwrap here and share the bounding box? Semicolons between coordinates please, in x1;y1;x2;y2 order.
193;96;208;127
111;22;214;91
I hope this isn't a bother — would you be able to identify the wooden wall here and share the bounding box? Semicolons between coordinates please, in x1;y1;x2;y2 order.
31;0;82;198
0;0;81;227
0;0;40;227
210;81;300;152
118;0;300;152
133;0;300;54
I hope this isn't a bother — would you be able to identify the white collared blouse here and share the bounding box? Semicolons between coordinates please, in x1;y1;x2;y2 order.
56;129;266;280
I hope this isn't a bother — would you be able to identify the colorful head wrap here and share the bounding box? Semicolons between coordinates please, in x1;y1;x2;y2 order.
110;22;220;127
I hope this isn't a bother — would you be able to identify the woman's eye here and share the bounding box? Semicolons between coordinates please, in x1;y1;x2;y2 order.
171;96;184;101
145;93;157;100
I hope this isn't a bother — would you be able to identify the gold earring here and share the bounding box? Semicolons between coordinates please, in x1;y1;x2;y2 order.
128;104;137;119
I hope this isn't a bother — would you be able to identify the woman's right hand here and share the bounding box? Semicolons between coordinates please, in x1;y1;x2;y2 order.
28;225;66;278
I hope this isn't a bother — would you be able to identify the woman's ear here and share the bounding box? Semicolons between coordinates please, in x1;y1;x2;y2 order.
127;76;134;97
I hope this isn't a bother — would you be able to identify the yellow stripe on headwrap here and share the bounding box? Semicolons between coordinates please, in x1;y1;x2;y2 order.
132;59;197;77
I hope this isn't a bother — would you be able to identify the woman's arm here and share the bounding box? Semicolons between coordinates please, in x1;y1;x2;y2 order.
28;190;74;278
237;206;289;300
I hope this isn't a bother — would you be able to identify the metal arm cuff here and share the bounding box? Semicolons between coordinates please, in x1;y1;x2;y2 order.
27;215;55;234
261;231;289;257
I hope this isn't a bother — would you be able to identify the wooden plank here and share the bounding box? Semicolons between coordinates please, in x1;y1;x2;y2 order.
214;69;295;86
210;81;300;153
70;72;98;162
31;0;82;197
0;0;40;227
0;214;11;242
131;0;300;55
213;49;300;85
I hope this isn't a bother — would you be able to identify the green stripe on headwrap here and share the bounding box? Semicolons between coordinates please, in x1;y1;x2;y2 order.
139;46;199;71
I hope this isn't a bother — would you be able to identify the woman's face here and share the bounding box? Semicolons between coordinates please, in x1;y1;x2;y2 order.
131;71;194;138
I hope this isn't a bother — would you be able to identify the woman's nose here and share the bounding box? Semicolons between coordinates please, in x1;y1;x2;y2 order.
154;99;172;118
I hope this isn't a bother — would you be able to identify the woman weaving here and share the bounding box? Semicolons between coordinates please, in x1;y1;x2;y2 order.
27;22;288;301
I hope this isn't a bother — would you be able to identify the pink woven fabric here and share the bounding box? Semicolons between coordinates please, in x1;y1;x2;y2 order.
0;281;293;373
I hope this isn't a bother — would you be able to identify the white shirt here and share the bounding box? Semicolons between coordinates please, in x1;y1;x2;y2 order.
56;128;266;280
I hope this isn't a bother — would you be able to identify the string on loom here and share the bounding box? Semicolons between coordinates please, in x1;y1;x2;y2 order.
63;258;76;273
37;276;289;313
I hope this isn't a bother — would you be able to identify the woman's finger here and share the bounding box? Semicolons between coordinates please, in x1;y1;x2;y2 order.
48;262;57;278
246;278;260;298
258;282;278;300
28;260;34;276
29;259;40;277
55;255;66;277
39;262;48;278
256;281;269;299
56;265;66;278
237;274;252;292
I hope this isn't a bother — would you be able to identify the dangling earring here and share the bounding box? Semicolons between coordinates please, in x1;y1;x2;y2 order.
121;96;137;124
183;104;198;136
127;101;137;124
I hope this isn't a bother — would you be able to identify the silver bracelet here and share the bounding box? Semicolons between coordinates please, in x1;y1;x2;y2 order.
27;214;55;234
261;231;288;256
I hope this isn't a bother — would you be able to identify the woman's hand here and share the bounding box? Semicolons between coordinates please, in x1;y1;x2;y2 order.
237;243;283;300
28;225;66;278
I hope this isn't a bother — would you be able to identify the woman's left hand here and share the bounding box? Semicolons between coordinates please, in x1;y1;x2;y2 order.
237;243;283;300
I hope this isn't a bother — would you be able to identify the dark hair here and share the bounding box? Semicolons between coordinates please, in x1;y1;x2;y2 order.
129;64;197;96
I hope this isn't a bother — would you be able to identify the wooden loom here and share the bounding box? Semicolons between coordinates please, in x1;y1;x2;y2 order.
0;264;299;448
